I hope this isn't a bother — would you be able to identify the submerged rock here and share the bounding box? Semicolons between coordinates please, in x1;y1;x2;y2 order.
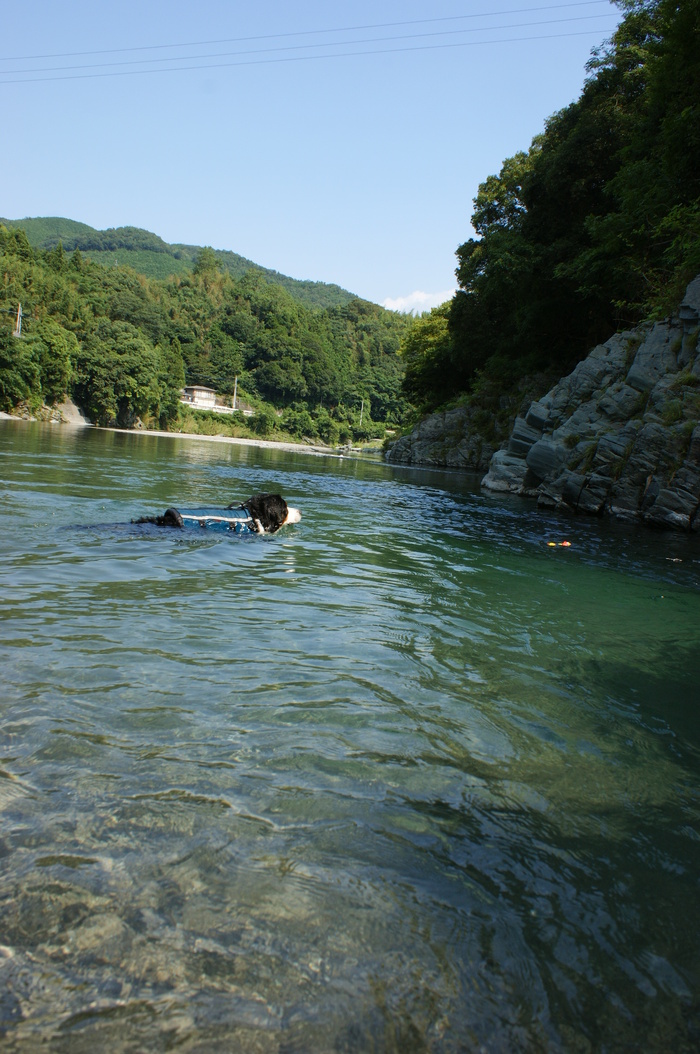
481;276;700;530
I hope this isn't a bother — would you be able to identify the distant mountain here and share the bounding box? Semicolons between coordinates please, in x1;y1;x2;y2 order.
0;216;357;310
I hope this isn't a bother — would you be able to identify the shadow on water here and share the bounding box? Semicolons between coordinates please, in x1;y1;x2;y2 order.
1;421;700;1052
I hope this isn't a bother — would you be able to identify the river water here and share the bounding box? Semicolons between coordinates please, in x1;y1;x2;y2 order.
1;421;699;1053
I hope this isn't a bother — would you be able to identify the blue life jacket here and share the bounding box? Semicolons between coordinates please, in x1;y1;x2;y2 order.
177;507;258;533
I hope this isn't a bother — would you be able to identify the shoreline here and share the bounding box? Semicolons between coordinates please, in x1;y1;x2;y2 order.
107;425;342;457
0;412;382;460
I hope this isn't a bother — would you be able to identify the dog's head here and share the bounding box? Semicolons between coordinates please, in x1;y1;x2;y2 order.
238;493;301;533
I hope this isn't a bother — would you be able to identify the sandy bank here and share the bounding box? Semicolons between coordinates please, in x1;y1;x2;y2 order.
105;426;342;457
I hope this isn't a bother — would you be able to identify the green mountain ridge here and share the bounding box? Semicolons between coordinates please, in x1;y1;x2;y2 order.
0;216;358;311
0;221;410;444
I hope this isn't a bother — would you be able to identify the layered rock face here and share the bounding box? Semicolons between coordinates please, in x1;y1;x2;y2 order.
384;404;498;472
482;277;700;530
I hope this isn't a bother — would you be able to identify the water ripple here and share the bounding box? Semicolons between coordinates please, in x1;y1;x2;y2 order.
2;423;700;1051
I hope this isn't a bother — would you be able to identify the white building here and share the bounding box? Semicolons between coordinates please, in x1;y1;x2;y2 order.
180;386;217;408
180;385;254;416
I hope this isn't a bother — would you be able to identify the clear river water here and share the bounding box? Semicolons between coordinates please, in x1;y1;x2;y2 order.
1;421;699;1053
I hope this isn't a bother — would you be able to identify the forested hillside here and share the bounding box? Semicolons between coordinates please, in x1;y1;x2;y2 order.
0;217;356;311
401;0;700;413
0;228;410;443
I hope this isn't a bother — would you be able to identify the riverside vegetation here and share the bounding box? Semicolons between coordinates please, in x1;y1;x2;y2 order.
387;0;700;527
0;225;411;446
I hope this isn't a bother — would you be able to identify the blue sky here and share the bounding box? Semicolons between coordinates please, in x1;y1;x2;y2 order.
2;1;622;309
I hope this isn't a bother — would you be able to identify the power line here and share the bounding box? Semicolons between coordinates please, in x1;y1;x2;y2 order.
0;28;617;86
2;14;613;78
0;1;613;62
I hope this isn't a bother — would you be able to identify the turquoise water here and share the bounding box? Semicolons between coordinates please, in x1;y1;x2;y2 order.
1;421;699;1053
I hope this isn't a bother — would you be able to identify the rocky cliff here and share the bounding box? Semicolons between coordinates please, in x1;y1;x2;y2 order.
386;277;700;531
482;276;700;531
384;403;499;472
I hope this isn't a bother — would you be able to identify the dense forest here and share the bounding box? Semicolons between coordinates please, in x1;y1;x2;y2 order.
403;0;700;413
0;216;356;311
0;228;410;444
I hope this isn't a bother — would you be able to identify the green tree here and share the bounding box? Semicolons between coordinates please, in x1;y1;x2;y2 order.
156;339;186;425
0;330;41;410
192;247;222;291
46;240;67;272
32;319;76;404
400;304;453;404
206;324;244;392
282;405;317;438
581;0;700;314
429;0;700;411
73;319;162;426
252;409;274;435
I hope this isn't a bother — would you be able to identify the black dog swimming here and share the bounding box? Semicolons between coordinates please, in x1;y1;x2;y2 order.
235;493;301;533
133;493;302;534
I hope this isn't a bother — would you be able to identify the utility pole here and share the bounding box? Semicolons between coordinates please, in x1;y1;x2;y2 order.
12;303;22;337
233;375;238;411
359;398;364;427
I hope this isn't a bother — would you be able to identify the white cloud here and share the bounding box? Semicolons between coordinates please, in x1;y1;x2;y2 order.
381;289;456;314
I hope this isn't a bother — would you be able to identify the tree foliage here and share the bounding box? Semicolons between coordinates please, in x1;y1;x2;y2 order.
403;0;700;408
0;329;41;411
401;304;453;404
